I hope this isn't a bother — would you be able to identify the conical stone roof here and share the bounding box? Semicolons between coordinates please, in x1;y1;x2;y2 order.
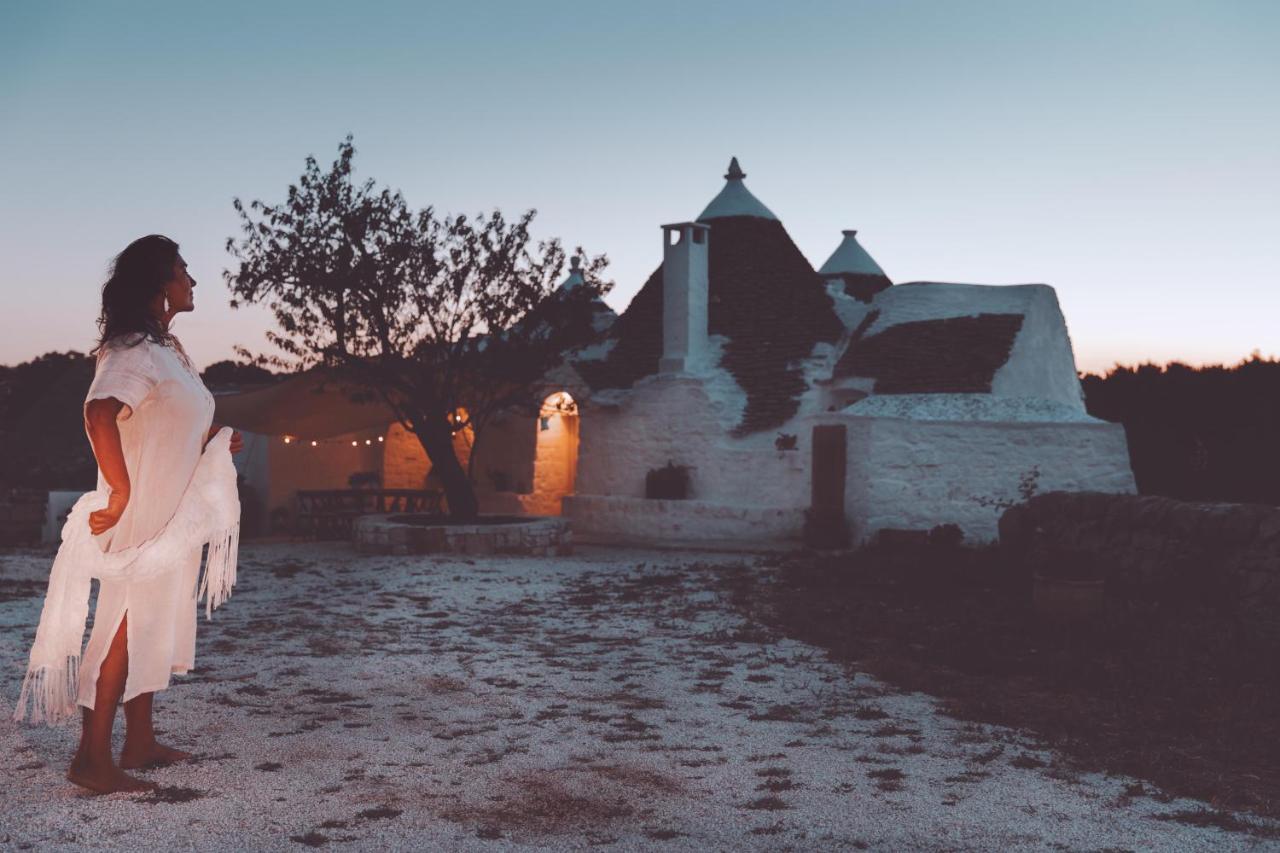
818;230;892;302
575;160;842;434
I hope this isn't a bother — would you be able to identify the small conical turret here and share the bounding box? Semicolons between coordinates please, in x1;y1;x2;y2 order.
818;230;892;303
559;254;586;291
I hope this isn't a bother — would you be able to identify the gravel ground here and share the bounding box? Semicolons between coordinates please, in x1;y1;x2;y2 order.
1;542;1278;851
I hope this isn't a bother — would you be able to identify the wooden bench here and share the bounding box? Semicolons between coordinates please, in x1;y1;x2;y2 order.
295;488;443;539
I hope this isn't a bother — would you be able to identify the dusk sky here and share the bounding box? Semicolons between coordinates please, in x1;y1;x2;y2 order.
3;0;1277;374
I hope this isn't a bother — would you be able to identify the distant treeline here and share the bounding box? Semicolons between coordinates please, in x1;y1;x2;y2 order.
3;350;1277;506
1082;355;1280;506
0;352;275;490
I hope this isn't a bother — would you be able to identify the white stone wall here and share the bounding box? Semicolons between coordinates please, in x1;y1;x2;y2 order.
569;374;809;541
576;375;808;506
841;414;1137;544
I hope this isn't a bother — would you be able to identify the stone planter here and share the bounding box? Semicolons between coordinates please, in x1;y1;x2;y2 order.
353;513;571;557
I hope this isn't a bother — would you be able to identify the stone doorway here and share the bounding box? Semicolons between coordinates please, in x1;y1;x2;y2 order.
526;391;580;515
805;423;849;547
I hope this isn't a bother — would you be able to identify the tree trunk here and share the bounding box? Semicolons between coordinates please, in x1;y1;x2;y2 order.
416;417;479;519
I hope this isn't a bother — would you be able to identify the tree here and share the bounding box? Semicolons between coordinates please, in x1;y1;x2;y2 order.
225;137;611;518
0;351;97;489
1082;354;1280;505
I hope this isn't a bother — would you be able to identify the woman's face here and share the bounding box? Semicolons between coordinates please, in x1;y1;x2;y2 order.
163;254;196;314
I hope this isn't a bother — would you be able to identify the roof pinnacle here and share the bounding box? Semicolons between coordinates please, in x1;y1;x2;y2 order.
698;156;777;221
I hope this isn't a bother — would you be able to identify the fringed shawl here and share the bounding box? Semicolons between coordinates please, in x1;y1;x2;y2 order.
12;427;241;725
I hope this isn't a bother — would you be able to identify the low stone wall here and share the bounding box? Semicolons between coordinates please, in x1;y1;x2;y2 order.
999;491;1280;621
354;515;571;557
563;495;804;549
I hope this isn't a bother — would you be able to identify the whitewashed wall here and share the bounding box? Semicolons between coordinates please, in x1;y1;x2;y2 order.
841;414;1136;544
568;374;810;542
576;375;809;505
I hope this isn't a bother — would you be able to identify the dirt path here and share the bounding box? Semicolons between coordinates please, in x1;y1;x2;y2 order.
1;543;1276;850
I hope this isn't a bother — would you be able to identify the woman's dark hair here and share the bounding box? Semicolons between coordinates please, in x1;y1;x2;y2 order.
94;234;180;352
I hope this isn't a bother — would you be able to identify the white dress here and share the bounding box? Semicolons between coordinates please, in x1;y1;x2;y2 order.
76;333;216;708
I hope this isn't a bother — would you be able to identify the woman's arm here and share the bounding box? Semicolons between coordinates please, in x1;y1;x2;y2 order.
85;397;131;535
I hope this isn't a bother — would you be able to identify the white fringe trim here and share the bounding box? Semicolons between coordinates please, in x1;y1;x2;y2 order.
199;523;240;619
12;655;81;725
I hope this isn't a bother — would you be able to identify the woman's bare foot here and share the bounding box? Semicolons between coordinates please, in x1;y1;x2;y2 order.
119;741;193;769
67;756;156;794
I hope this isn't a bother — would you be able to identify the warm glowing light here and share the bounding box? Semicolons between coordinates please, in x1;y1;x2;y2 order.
365;439;372;445
310;440;318;447
351;440;358;446
283;436;292;444
540;390;578;418
378;436;384;442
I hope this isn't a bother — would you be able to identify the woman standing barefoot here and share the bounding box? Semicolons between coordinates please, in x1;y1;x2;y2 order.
61;235;242;793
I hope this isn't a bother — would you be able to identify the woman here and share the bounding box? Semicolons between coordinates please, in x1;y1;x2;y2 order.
68;235;242;793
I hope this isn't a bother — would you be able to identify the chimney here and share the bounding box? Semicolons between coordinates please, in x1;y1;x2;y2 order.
659;221;711;374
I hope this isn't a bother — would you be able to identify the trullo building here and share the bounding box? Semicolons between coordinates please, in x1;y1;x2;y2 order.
537;158;1137;546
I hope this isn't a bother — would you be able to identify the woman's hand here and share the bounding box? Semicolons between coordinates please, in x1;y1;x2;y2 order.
207;423;245;453
88;489;130;536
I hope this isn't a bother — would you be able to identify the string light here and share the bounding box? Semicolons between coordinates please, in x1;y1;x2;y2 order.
274;432;411;448
275;427;488;448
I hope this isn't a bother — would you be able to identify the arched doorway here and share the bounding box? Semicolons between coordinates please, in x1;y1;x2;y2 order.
527;391;579;515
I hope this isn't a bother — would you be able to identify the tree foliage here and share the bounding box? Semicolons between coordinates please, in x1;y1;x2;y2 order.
0;351;97;489
1083;354;1280;505
224;137;612;517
